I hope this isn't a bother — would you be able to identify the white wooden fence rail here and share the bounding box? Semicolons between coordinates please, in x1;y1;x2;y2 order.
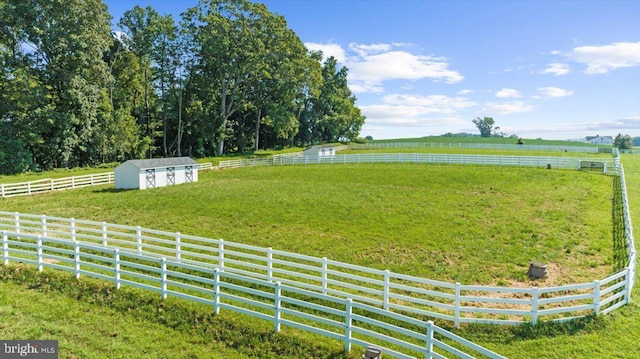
0;196;634;330
1;231;506;359
218;153;617;174
0;162;213;198
345;143;601;153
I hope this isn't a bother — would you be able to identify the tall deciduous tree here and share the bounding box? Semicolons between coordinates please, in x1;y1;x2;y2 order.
183;0;261;156
1;0;113;169
119;5;165;157
314;56;365;143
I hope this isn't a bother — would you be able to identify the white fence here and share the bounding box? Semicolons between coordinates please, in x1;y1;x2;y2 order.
348;142;601;153
0;173;114;197
219;153;618;174
0;231;506;359
0;162;213;198
0;202;634;330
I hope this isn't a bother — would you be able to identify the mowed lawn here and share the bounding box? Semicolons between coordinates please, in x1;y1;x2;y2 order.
2;157;638;358
2;163;613;286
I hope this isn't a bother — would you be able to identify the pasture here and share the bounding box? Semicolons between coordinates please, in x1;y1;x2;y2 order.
0;149;637;358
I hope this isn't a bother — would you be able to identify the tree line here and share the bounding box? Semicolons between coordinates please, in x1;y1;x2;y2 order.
0;0;365;174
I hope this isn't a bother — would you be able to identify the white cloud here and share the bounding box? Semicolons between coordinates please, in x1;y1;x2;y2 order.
480;101;534;115
539;63;571;76
348;42;392;57
568;41;640;74
359;93;475;127
538;87;574;98
305;42;464;94
348;81;385;94
458;89;473;95
495;88;522;98
304;42;347;63
348;50;464;85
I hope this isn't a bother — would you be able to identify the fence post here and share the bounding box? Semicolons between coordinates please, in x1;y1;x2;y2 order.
14;212;20;234
114;249;121;289
213;268;221;314
71;176;75;189
592;280;601;315
70;218;76;242
41;215;47;237
344;298;353;352
531;287;539;325
625;267;632;304
27;181;31;195
267;247;273;282
321;257;328;295
175;232;181;262
73;241;81;279
2;232;8;265
161;258;167;300
50;179;54;191
136;226;142;253
274;281;282;332
426;320;435;359
218;239;225;271
37;236;43;272
90;174;94;186
454;283;461;329
383;270;390;310
1;184;4;197
102;222;108;246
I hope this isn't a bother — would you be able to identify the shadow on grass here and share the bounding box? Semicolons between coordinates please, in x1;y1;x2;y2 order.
457;315;607;345
91;187;132;194
0;264;354;359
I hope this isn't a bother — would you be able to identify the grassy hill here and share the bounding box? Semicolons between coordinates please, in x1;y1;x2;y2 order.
0;145;637;358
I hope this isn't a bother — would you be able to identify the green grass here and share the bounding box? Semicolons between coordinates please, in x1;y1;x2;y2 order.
0;147;637;358
369;136;601;147
1;164;612;286
0;265;354;359
339;147;612;158
463;153;640;358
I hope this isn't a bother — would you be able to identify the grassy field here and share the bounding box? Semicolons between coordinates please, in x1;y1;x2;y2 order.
1;164;613;285
369;136;600;147
339;147;613;158
0;149;637;358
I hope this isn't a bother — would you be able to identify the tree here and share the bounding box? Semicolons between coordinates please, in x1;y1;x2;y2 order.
1;0;113;169
614;133;633;149
183;0;263;156
472;117;495;138
313;56;365;143
119;6;166;158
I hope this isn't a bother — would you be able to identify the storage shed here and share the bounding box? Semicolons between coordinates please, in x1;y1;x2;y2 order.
114;157;199;190
303;145;337;157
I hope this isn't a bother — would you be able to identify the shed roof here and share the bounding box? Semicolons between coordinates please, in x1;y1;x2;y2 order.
121;157;198;170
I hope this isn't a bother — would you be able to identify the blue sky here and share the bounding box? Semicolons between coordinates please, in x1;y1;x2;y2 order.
104;0;640;140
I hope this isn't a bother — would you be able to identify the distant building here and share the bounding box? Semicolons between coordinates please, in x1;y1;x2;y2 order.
585;135;614;145
303;145;337;157
114;157;199;190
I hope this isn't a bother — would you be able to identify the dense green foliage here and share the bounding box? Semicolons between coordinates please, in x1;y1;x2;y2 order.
0;0;365;173
614;133;633;149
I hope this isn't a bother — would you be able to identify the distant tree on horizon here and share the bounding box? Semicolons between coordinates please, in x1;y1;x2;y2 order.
614;133;633;149
472;117;495;137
